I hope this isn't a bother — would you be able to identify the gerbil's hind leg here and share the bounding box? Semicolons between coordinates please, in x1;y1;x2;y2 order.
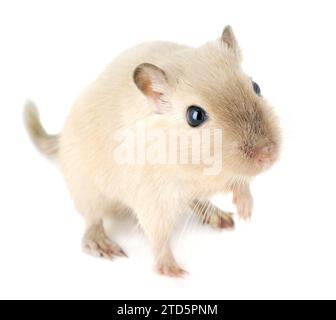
191;200;234;230
66;182;129;260
136;203;187;278
82;220;127;259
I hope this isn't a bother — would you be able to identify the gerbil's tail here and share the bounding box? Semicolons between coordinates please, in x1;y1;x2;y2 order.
23;100;59;157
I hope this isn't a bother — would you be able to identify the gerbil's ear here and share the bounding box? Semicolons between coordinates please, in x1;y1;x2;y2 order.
221;26;242;61
133;63;171;114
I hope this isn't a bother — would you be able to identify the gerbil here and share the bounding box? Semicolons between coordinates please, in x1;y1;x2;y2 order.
24;26;281;277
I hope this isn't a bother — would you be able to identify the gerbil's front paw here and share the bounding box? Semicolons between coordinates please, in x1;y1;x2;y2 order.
204;210;235;230
233;193;253;222
192;201;235;230
156;262;188;278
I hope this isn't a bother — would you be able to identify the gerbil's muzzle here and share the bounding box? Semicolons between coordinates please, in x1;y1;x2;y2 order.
242;143;277;170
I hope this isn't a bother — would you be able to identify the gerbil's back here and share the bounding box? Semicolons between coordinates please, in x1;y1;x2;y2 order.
59;41;189;177
65;41;189;125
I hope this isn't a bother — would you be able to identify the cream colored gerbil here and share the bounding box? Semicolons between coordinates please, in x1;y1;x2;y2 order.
24;26;281;277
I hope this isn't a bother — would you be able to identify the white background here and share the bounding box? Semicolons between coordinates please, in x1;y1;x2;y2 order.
0;0;335;300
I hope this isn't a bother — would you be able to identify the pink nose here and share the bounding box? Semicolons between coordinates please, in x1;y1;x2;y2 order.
254;144;275;168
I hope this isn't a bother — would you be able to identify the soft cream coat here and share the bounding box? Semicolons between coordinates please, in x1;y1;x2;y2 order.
24;26;280;277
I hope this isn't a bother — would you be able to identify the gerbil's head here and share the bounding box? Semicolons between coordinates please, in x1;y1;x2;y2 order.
133;26;281;178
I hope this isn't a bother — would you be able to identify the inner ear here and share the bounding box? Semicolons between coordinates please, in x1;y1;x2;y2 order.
133;63;171;114
221;25;242;62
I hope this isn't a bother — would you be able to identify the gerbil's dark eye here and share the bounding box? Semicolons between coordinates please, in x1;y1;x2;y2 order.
252;81;261;96
186;106;208;127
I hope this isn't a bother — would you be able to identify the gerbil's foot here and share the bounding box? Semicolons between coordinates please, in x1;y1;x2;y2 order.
156;261;188;278
204;210;235;230
155;249;188;278
82;222;127;260
192;201;235;230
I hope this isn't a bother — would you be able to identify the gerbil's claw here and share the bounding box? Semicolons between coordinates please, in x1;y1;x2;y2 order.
116;248;128;258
